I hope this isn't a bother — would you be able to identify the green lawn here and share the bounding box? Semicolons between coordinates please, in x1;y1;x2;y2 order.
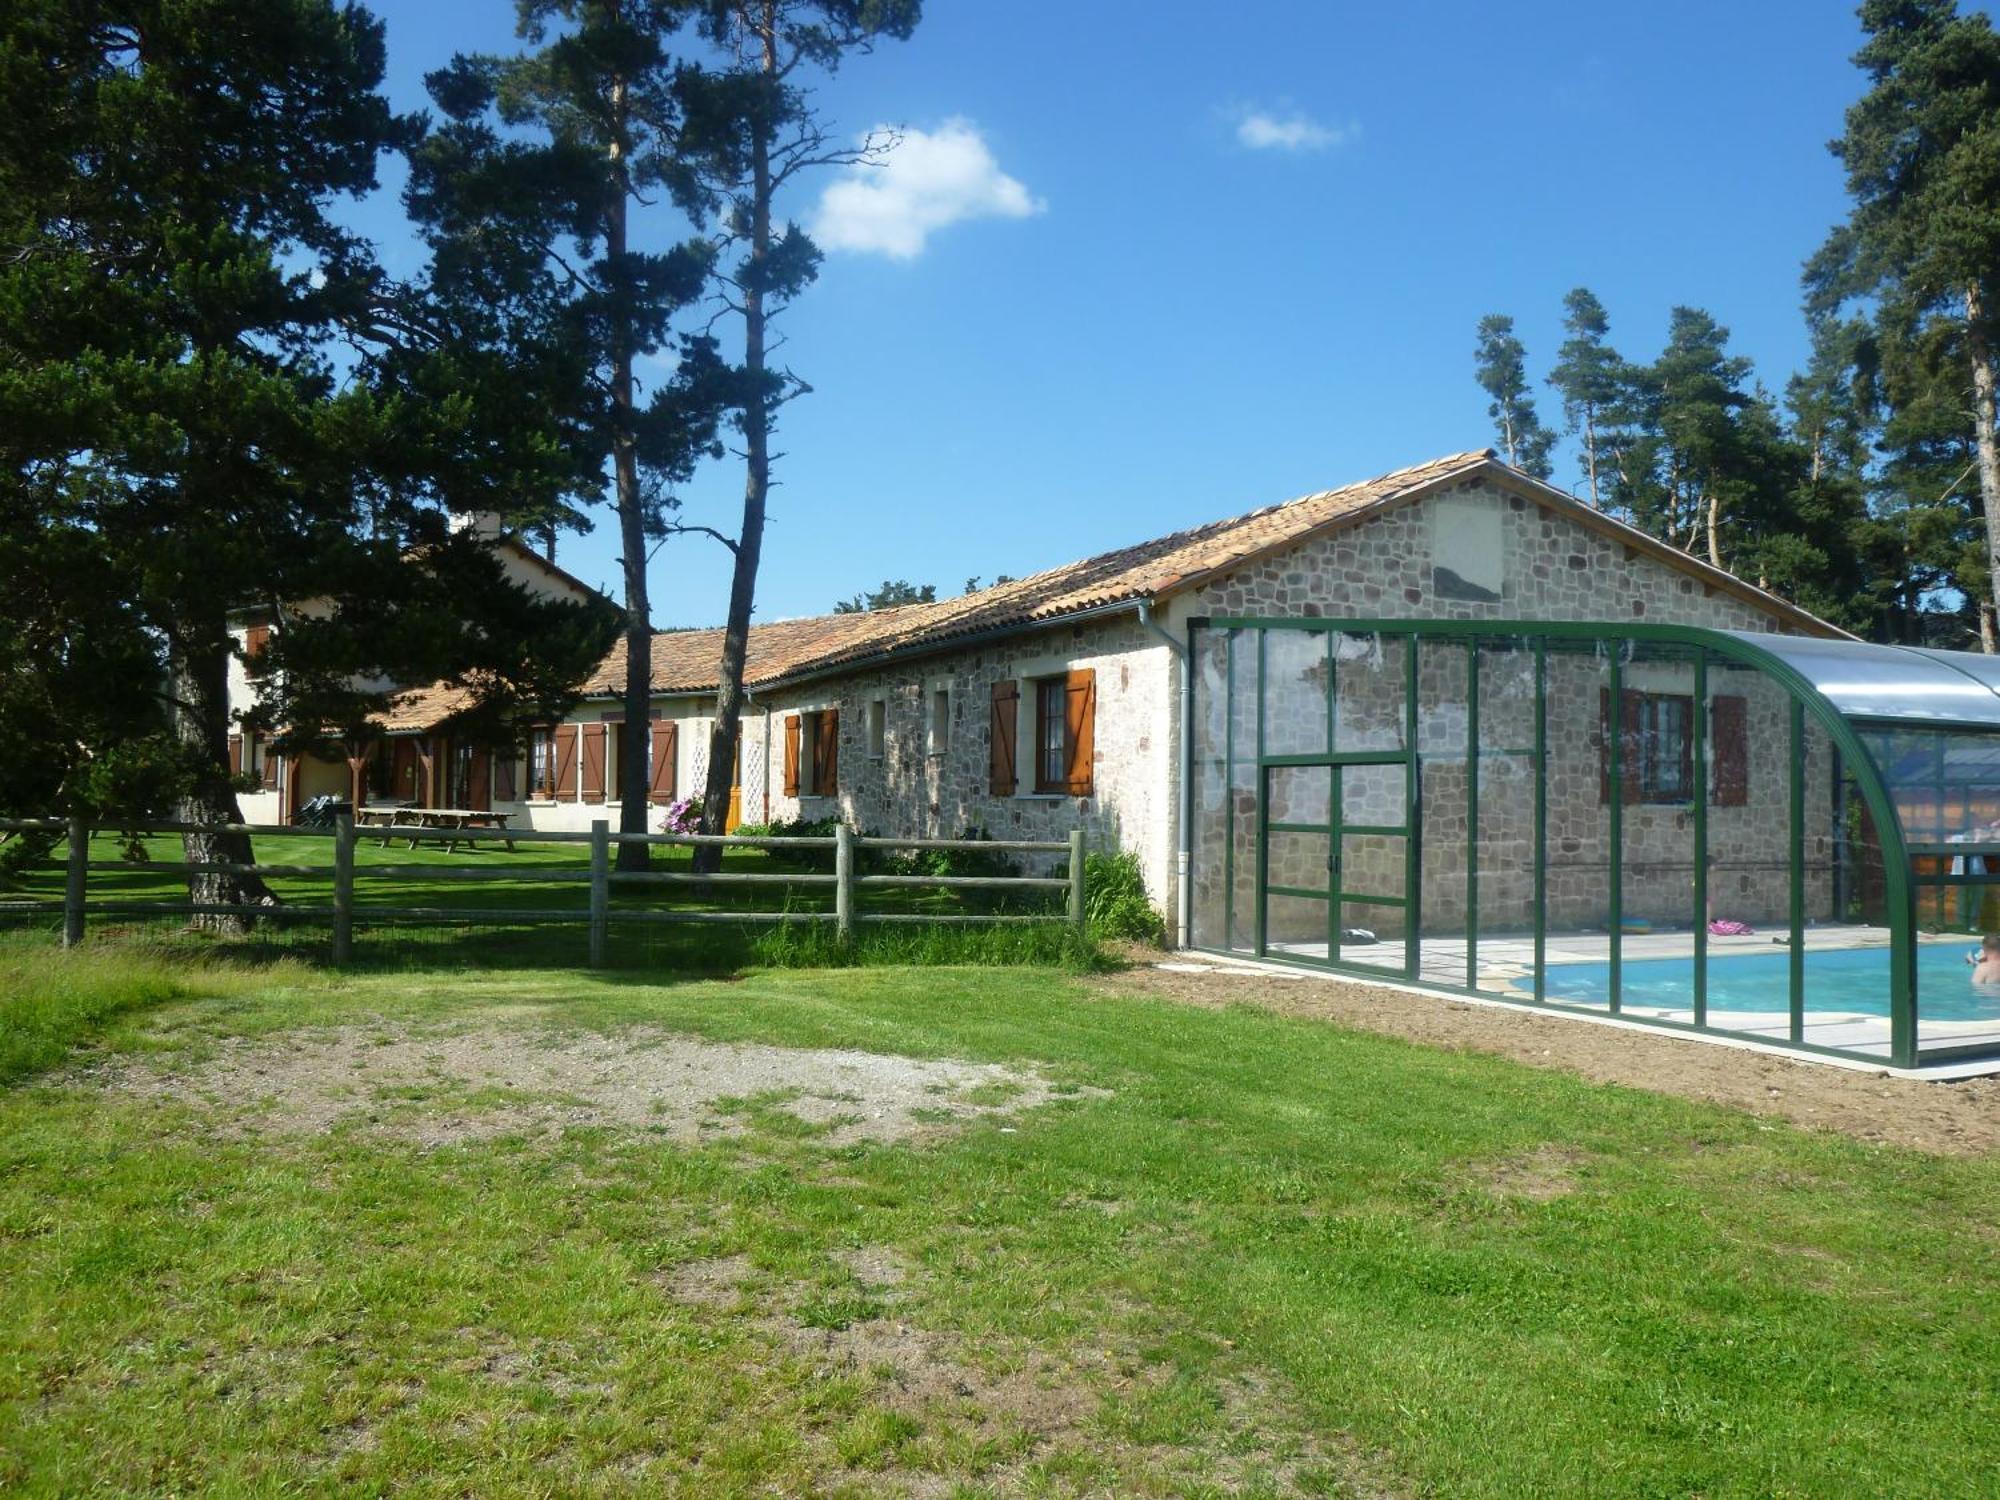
1;939;1995;1496
2;831;1074;969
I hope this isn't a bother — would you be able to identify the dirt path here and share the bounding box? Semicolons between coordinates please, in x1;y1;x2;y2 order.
1094;961;2000;1157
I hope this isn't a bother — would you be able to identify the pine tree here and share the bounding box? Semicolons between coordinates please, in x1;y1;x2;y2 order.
1807;0;2000;647
1472;315;1556;479
683;0;919;869
1546;288;1624;507
410;0;732;868
0;1;616;921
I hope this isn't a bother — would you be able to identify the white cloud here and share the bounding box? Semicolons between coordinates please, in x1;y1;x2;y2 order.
1233;107;1356;152
810;118;1044;260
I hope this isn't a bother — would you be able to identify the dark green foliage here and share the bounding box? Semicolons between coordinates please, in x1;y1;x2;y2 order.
1083;849;1164;945
0;1;617;847
1546;288;1625;508
1806;0;2000;643
833;580;938;613
1473;314;1556;479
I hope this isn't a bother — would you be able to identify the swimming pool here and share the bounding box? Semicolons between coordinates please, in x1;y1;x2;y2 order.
1539;944;2000;1021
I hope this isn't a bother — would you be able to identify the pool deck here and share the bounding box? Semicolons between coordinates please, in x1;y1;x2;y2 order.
1260;924;2000;1070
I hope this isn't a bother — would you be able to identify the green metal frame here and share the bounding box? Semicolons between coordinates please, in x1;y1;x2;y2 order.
1186;617;1929;1069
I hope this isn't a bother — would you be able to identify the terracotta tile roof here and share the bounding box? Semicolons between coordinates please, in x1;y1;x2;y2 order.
569;448;1838;700
370;681;482;733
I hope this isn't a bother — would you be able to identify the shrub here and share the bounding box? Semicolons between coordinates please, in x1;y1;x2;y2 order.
1084;849;1165;945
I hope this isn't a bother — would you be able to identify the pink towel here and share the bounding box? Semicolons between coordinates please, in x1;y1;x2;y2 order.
1708;918;1755;937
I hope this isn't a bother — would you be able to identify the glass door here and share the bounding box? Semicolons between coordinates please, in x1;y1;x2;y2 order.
1259;754;1414;977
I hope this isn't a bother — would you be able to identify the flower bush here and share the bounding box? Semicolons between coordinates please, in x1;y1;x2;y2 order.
658;796;705;835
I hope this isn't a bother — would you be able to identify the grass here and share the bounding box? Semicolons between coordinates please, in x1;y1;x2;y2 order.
1;937;1996;1495
0;830;1090;971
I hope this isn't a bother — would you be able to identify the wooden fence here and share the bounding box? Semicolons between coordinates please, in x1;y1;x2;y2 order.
0;816;1087;966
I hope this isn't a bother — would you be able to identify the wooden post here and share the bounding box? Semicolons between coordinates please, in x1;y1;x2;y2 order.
835;823;854;942
331;812;355;965
589;818;609;968
62;814;88;949
1068;828;1087;932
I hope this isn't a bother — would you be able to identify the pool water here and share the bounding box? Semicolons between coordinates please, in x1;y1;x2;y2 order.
1539;944;2000;1021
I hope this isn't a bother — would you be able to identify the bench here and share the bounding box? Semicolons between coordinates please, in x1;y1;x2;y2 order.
358;806;515;853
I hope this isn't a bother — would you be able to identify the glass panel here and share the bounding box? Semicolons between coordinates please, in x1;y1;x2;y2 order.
1417;637;1470;987
1726;631;2000;726
1266;829;1332;895
1226;630;1260;953
1261;629;1330;758
1335;900;1407;972
1189;626;1230;950
1537;639;1614;1011
1267;764;1333;827
1475;637;1539;995
1616;643;1700;1018
1702;661;1796;1039
1857;721;2000;1057
1340;762;1406;827
1338;831;1406;902
1264;891;1329;961
1333;633;1407;752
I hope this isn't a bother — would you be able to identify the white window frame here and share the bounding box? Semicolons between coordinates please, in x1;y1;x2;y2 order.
925;679;952;758
866;697;887;761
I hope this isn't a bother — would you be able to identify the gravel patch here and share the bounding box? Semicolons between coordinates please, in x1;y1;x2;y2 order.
89;1025;1085;1148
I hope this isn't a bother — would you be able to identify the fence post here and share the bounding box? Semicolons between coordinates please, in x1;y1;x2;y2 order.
835;824;854;942
1068;827;1087;932
589;819;609;968
62;814;88;949
331;812;354;965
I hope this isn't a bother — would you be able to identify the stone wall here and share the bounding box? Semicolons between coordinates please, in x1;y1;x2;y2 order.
745;615;1178;900
1186;477;1836;950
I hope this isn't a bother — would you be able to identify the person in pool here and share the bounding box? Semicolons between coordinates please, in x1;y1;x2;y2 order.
1969;935;2000;986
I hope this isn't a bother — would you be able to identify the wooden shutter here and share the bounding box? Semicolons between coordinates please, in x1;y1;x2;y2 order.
1064;669;1096;796
244;623;270;658
649;720;678;803
783;715;801;796
1712;694;1749;807
554;723;579;802
260;737;281;789
493;748;517;803
228;734;243;776
989;680;1018;796
581;722;607;803
815;708;839;796
466;747;491;811
1597;688;1643;805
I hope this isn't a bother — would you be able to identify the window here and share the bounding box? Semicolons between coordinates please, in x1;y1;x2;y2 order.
929;687;951;755
866;698;886;760
1634;694;1692;802
1037;678;1067;791
1600;691;1702;805
1032;669;1096;797
784;708;839;797
529;728;557;798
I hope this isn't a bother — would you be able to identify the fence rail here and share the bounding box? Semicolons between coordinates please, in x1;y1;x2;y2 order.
0;816;1086;966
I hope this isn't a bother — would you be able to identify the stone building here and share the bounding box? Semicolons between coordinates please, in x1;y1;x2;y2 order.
230;448;1838;952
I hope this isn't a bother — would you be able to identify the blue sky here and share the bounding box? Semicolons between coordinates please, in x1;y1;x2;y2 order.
353;0;1951;626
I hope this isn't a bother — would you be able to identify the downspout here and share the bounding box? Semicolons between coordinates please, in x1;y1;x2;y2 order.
1137;599;1191;948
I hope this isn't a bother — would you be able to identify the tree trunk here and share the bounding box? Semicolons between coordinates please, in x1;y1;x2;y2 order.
1966;284;2000;654
608;60;652;872
695;5;779;876
170;622;275;933
1583;410;1599;508
1706;490;1722;568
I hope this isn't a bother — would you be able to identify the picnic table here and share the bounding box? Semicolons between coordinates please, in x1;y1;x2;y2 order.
357;805;515;853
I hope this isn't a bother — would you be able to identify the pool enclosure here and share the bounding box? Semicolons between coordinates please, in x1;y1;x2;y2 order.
1186;619;2000;1069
